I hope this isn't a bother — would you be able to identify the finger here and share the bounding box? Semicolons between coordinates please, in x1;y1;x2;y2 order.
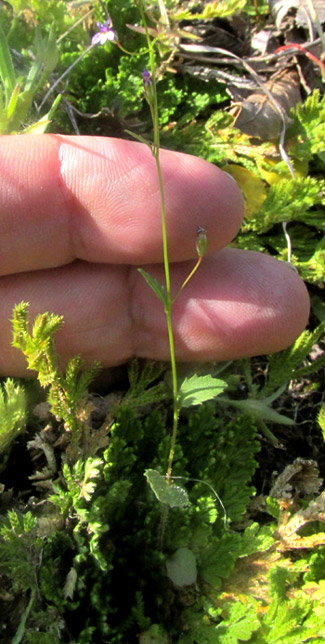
0;261;132;375
0;250;309;376
133;249;310;362
0;135;243;276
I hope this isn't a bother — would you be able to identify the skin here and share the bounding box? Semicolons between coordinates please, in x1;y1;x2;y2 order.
0;135;310;377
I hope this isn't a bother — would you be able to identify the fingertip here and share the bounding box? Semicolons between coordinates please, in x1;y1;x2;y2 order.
132;249;310;362
273;261;310;346
0;135;246;272
163;150;245;255
59;137;245;264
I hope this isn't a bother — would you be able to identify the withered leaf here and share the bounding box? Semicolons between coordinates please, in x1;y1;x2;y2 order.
233;70;301;140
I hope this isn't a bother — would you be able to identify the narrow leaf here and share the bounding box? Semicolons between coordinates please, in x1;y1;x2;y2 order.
6;82;20;120
22;94;62;134
125;128;153;150
228;398;295;425
0;22;16;103
138;269;167;307
11;590;35;644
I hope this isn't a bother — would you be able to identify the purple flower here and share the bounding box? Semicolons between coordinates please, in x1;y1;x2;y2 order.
143;69;155;105
143;69;152;88
92;19;117;45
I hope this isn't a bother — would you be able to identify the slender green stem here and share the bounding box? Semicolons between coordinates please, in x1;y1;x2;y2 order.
117;32;165;57
117;43;147;56
139;1;206;545
139;1;179;482
172;257;202;304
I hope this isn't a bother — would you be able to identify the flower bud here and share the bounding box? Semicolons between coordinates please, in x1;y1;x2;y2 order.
143;69;155;106
196;227;207;257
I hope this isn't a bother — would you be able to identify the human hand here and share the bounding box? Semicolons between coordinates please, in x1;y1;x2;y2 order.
0;135;309;376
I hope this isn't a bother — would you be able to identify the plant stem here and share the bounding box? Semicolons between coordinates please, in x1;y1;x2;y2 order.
139;2;180;482
172;257;202;304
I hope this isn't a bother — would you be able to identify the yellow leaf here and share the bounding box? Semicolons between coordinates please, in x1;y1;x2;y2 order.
257;157;309;185
223;164;267;218
21;117;51;134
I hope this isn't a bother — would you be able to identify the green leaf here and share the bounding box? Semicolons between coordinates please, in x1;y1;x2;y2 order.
138;269;167;307
215;601;261;642
318;403;325;440
0;22;16;104
179;374;227;408
125;128;153;150
166;547;197;587
37;24;59;74
11;590;35;644
226;398;295;425
22;94;61;134
63;567;78;600
0;378;26;458
6;82;20;121
144;469;189;508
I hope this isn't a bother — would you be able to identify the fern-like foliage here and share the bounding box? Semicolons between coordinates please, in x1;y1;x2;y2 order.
170;0;247;21
252;176;325;232
122;359;167;408
0;378;26;465
11;302;100;451
11;301;63;385
318;403;325;439
289;89;325;161
0;390;262;641
0;351;324;642
262;322;325;397
0;511;42;594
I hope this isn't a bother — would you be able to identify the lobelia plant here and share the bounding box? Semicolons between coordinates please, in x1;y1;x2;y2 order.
136;2;230;543
1;3;325;643
91;0;228;545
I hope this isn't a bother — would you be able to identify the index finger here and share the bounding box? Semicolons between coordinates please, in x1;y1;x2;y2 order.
0;135;244;276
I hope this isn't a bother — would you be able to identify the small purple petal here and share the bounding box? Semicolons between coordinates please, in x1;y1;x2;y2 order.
92;16;117;46
97;18;111;31
106;30;117;41
143;69;152;88
99;31;115;44
143;69;154;105
92;32;102;45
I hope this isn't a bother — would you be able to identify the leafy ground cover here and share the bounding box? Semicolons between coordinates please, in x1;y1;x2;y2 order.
0;1;325;642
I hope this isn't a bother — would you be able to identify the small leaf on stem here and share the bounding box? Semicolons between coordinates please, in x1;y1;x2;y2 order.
179;374;227;408
144;469;189;507
138;269;167;307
